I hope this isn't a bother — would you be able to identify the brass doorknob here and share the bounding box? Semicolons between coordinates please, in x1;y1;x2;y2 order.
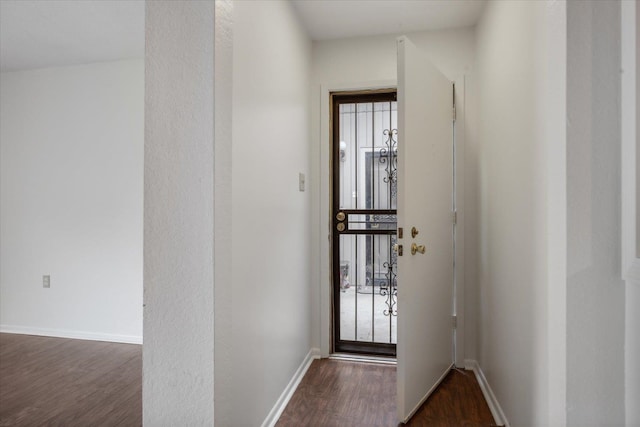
411;243;426;255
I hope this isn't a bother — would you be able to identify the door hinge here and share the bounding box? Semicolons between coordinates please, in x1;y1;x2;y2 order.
452;211;457;225
452;315;457;329
452;83;457;123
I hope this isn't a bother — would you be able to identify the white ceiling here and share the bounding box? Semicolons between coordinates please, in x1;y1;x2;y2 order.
0;0;485;72
291;0;486;41
0;0;144;72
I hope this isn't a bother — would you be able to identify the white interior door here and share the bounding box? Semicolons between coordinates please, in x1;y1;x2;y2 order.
396;36;454;423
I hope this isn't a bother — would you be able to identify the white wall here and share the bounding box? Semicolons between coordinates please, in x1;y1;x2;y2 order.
567;2;626;426
216;1;313;425
475;1;566;425
0;59;143;343
213;0;233;425
143;1;214;424
310;28;478;360
622;1;640;424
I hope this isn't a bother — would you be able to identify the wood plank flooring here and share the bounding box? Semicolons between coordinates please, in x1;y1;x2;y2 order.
0;333;141;427
276;359;497;427
1;334;495;426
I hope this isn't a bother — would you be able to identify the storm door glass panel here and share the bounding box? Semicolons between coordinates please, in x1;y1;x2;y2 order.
333;91;398;356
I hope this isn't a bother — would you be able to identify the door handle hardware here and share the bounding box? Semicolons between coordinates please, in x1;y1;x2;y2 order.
411;226;419;238
411;243;426;255
393;244;403;256
336;223;345;232
336;212;346;221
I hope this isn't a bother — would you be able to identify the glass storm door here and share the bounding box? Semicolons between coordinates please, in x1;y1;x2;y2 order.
332;91;398;357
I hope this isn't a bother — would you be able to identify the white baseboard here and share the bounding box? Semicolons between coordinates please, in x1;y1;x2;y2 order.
464;359;509;427
261;347;321;427
0;324;143;345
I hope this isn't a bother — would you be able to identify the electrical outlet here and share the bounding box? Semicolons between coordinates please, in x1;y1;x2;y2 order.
299;173;305;192
43;275;50;288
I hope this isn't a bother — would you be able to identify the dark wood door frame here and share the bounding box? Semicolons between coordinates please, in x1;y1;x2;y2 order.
331;90;398;357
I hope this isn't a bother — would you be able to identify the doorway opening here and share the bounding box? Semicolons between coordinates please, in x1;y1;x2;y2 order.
331;90;398;357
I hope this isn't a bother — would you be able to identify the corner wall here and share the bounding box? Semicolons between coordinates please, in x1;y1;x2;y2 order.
143;1;215;424
566;2;625;425
475;1;566;425
0;60;143;343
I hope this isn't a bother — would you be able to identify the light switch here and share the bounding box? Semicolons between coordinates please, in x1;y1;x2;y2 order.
43;275;50;288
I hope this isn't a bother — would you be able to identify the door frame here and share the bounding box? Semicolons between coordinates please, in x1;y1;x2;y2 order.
330;90;399;357
318;77;466;365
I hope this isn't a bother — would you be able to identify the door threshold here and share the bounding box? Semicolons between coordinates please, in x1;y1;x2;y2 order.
329;353;397;365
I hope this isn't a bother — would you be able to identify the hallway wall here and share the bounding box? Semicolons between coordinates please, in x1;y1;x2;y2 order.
144;2;312;424
223;1;313;425
475;1;566;425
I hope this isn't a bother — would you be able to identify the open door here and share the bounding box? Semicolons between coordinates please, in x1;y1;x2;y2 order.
396;36;454;423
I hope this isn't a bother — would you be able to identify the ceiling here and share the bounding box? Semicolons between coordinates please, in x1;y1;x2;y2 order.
0;0;144;72
0;0;485;72
291;0;486;41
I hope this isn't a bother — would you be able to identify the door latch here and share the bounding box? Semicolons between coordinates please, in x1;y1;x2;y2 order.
393;244;403;256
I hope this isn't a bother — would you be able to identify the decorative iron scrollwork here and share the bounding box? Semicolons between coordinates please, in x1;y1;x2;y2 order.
380;235;398;316
379;128;398;185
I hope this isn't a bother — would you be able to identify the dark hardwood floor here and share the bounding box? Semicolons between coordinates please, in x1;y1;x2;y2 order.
276;359;497;427
0;333;141;427
1;334;495;426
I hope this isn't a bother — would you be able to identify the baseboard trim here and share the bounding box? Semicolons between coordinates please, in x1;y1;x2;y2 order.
464;359;509;427
0;325;143;345
261;347;321;427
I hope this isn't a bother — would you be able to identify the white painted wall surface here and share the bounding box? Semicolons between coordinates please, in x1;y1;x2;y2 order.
622;1;640;424
309;28;478;360
627;280;640;427
213;0;233;426
225;1;313;425
627;281;640;427
567;2;625;426
0;60;143;343
143;1;214;424
475;1;566;425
